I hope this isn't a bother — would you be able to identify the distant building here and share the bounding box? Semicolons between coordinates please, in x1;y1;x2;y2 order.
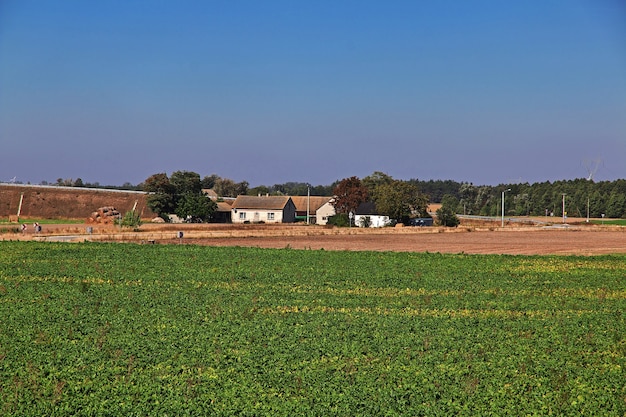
354;202;391;228
230;195;296;223
290;196;335;225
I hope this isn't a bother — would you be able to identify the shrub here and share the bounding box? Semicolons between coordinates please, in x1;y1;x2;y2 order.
327;213;350;227
359;216;372;228
118;211;142;228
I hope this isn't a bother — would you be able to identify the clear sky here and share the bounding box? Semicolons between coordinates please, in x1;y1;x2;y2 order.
1;1;625;187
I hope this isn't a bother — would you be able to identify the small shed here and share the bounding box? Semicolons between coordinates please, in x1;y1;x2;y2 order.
354;201;391;228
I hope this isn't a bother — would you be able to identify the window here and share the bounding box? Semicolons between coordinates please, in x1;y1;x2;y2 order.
267;212;275;220
239;212;246;220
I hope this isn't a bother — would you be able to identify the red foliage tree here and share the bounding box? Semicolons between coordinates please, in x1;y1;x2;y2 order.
332;176;369;214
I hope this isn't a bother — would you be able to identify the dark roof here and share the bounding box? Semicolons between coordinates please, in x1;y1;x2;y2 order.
355;201;378;215
231;195;293;210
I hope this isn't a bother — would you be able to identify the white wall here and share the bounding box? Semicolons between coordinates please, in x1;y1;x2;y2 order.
354;215;390;228
315;202;336;225
231;209;283;223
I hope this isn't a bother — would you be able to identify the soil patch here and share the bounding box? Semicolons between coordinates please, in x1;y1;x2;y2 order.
175;228;626;256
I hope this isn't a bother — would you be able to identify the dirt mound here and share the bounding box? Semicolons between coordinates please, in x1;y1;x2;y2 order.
0;184;155;220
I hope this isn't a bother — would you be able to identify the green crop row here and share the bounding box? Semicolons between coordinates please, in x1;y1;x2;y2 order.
0;242;625;416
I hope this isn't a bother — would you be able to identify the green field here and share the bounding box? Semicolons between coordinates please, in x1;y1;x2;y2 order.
1;242;625;416
590;219;626;226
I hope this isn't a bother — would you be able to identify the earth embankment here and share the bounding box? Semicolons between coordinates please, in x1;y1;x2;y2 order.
0;184;155;220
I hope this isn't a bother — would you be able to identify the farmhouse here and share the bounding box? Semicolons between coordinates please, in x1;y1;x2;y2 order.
230;195;296;223
354;201;391;228
290;196;335;225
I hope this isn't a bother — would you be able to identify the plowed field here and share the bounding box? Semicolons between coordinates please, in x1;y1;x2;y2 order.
184;228;626;255
8;222;626;256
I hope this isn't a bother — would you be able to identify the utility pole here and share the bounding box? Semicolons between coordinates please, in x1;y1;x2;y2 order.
306;184;310;225
501;188;511;227
17;192;24;220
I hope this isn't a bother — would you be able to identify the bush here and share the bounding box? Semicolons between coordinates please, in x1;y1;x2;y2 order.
327;213;350;227
436;206;460;227
359;216;372;228
118;211;142;228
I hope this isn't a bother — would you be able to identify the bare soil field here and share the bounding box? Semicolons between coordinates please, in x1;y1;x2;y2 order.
7;222;626;256
183;229;626;255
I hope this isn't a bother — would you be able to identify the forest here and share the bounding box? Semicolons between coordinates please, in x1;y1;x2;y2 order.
414;178;626;219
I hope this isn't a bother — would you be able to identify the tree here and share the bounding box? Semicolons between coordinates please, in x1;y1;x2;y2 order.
175;193;217;222
146;193;176;218
606;192;626;219
248;185;271;196
144;173;174;194
372;180;428;224
332;177;369;214
201;174;220;190
144;171;215;221
212;176;249;197
170;171;202;195
144;173;176;216
362;171;394;195
436;195;460;227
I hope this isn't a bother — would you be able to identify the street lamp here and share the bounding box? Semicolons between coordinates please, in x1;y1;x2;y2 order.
501;188;511;227
562;193;566;224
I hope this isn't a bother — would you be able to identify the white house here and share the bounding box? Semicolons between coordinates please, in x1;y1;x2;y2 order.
230;195;296;223
354;201;391;228
315;199;336;225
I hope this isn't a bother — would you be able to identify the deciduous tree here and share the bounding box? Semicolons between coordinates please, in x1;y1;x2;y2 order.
175;193;217;222
144;171;216;221
332;176;368;214
144;173;176;216
373;180;428;223
436;195;460;227
170;171;202;195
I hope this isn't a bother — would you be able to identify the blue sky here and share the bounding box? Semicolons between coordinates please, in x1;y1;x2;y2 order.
1;1;625;187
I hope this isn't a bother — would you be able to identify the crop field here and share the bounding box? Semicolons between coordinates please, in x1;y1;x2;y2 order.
1;242;625;416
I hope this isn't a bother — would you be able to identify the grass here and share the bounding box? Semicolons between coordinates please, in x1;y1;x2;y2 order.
1;242;625;416
590;219;626;226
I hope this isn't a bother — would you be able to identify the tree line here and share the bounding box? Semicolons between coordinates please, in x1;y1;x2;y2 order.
144;173;626;220
418;178;626;219
33;172;626;220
